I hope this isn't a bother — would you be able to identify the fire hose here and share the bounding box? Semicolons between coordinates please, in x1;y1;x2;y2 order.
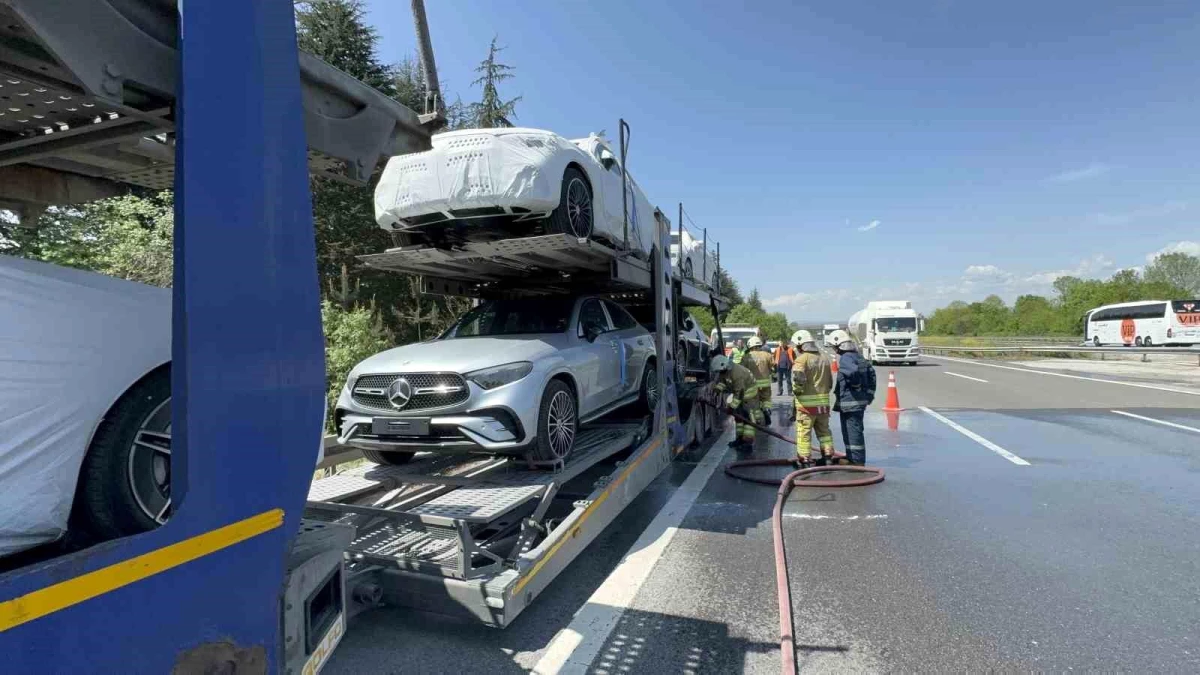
698;399;884;674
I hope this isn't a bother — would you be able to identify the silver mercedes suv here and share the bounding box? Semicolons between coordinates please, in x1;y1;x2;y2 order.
334;295;658;464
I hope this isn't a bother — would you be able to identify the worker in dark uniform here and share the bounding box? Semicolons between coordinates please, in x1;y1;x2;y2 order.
828;329;876;466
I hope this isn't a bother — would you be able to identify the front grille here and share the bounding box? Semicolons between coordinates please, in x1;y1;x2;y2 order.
351;373;469;413
883;338;911;346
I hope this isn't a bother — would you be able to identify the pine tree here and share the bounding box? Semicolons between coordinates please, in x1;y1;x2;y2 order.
470;37;522;128
295;0;395;95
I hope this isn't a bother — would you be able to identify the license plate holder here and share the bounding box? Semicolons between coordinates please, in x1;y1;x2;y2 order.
372;417;431;436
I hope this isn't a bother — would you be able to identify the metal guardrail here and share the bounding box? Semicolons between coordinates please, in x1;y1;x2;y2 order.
922;345;1200;365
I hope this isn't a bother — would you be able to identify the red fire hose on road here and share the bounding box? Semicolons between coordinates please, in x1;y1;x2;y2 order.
699;399;884;674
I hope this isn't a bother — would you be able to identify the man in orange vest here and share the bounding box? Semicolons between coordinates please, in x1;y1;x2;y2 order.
774;339;795;396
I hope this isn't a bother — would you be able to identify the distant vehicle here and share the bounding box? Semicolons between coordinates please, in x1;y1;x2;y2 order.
335;295;658;465
1084;300;1200;346
710;324;760;355
849;301;923;365
1;256;172;557
669;229;720;290
822;324;841;346
375;128;655;257
765;340;781;355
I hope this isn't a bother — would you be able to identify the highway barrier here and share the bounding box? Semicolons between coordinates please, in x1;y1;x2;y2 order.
921;345;1200;366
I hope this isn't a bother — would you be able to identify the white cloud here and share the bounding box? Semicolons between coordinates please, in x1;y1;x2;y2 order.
963;264;1006;278
1093;200;1186;226
1146;240;1200;263
1044;162;1112;184
857;219;880;232
762;288;854;310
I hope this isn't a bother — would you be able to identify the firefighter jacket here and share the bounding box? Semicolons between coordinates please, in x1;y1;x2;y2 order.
715;362;758;408
791;351;832;414
834;351;877;412
744;349;774;392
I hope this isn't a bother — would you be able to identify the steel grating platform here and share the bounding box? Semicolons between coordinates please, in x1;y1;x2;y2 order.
409;483;546;524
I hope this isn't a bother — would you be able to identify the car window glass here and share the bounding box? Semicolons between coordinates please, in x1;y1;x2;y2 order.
578;299;610;337
451;298;572;337
604;300;639;331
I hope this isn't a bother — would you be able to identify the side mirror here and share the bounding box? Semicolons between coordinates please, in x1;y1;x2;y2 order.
599;148;617;171
584;323;604;342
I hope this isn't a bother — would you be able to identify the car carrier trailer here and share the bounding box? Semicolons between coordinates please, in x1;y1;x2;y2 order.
0;1;728;672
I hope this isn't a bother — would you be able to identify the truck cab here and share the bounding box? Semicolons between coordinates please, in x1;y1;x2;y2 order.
850;302;922;365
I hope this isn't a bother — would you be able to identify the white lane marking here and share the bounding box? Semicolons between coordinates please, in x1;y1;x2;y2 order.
1110;410;1200;434
919;406;1031;466
943;371;989;383
927;354;1200;397
784;513;888;520
533;430;731;674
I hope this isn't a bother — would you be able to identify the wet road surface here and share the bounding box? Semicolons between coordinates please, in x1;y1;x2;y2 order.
328;356;1200;673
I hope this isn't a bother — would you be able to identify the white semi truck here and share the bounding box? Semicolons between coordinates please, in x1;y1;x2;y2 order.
848;301;922;365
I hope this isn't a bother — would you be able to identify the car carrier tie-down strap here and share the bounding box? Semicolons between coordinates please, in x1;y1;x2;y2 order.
700;400;884;674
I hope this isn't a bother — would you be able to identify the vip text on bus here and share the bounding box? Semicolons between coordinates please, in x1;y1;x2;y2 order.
1084;300;1200;347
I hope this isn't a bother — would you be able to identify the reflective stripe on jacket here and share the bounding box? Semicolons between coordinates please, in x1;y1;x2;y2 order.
791;351;832;414
745;350;774;391
715;363;758;407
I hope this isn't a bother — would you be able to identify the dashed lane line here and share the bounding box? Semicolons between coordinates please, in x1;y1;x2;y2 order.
919;406;1031;466
943;371;989;383
1110;410;1200;434
926;354;1200;397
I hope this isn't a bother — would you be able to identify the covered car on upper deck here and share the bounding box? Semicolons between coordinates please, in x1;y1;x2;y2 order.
374;127;654;255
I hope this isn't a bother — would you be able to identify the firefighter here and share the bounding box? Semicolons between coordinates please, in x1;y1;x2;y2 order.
710;354;762;452
744;336;775;426
829;329;876;466
790;329;834;467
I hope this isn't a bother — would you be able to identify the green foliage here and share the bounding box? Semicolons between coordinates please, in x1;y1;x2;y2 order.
1;192;174;288
470;37;522;128
722;303;791;342
746;288;763;311
295;0;396;94
321;300;393;425
925;264;1194;336
716;267;742;305
1145;251;1200;295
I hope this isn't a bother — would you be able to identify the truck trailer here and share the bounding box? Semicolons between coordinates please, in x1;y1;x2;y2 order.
848;301;922;365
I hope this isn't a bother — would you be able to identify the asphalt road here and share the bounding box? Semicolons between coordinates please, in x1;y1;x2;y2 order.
327;356;1200;673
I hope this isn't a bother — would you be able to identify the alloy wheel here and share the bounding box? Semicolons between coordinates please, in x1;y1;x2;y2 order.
547;390;577;459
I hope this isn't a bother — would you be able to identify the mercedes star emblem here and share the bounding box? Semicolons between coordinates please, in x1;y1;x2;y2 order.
387;377;413;409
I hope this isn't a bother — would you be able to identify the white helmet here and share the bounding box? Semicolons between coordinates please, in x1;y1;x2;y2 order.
747;336;763;349
828;329;855;350
710;354;733;376
790;329;815;347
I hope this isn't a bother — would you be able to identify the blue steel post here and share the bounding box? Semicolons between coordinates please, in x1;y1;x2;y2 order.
0;0;324;671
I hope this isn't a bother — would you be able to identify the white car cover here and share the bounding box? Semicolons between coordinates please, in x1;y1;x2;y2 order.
374;128;653;257
0;256;170;556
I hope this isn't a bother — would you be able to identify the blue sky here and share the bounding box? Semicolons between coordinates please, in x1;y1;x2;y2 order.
366;0;1200;321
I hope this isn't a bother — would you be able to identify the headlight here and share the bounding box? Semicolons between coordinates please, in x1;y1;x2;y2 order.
344;373;356;393
466;362;533;390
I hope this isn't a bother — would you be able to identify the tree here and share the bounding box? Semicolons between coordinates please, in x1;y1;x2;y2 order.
295;0;396;95
715;268;742;305
470;37;521;128
1145;252;1200;295
746;288;763;311
321;300;393;426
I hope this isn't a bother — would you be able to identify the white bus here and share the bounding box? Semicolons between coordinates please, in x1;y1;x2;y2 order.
1084;300;1200;347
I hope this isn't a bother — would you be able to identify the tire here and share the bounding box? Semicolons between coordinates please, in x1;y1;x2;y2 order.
1135;336;1144;347
1093;337;1101;347
361;448;416;465
682;257;694;280
637;360;660;414
71;366;173;542
1144;336;1153;347
530;380;578;462
547;167;593;239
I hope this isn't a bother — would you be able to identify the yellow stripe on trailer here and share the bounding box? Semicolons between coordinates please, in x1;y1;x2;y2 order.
0;509;284;632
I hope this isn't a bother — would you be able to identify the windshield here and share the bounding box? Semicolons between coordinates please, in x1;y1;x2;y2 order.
447;298;573;337
876;317;917;333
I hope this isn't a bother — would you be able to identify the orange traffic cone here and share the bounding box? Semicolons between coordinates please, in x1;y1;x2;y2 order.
882;371;902;411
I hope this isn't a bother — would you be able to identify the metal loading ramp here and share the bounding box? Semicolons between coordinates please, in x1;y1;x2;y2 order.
305;422;647;585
